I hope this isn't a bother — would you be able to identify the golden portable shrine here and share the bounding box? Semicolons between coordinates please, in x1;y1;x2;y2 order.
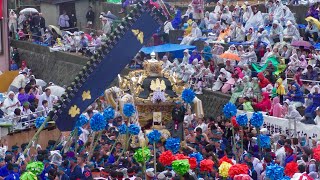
117;54;188;127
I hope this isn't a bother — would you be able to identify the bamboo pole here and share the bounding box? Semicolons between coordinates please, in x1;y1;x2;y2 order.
51;133;62;151
116;134;132;163
87;132;97;160
88;131;102;161
153;142;157;174
257;128;261;159
231;127;239;163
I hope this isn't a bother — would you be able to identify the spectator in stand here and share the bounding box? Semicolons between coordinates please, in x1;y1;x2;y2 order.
86;6;95;29
18;12;25;30
17;88;28;105
252;92;271;112
37;100;50;117
69;14;78;32
8;71;27;93
257;72;270;89
8;10;17;37
202;41;212;61
302;65;318;82
58;10;70;30
37;88;57;109
3;92;20;115
162;18;174;43
39;13;46;36
101;17;111;35
31;13;41;41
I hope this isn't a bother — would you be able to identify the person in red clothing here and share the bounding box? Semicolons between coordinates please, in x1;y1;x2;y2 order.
257;72;270;89
252;92;271;112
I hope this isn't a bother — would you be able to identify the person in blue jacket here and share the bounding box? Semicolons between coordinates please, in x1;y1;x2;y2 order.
305;85;320;118
4;163;19;180
287;83;305;108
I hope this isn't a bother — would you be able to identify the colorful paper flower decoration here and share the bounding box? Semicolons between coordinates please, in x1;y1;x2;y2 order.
182;88;195;104
313;145;320;161
118;124;127;134
284;162;298;177
259;134;271;149
236;114;248;127
172;159;190;176
75;114;88;127
189;152;203;164
219;162;232;178
90;113;106;131
146;129;161;144
165;138;180;154
35;116;47;129
200;159;214;172
219;156;234;166
26;161;44;175
103;107;115;121
266;163;285;180
159;150;175;166
228;164;249;178
223;102;237;119
128;124;140;135
133;147;151;163
189;157;197;169
123;103;136;117
20;171;37;180
250;112;264;128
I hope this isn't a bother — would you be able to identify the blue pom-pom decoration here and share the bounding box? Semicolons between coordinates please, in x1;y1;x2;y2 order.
118;124;127;134
128;124;140;135
90;113;106;132
182;88;195;104
250;112;264;128
259;134;271;149
189;152;203;164
236;114;248;127
123;103;136;117
222;102;237;119
266;163;285;180
75;114;89;127
35;116;47;129
147;129;162;144
280;176;291;180
165;138;180;154
103;107;115;121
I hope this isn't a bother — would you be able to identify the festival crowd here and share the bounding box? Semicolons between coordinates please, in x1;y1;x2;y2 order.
1;0;320;180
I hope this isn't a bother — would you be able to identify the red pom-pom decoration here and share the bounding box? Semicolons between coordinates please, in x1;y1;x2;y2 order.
189;157;197;169
313;145;320;161
159;150;175;166
231;116;239;128
219;156;234;166
284;162;298;177
175;153;189;160
200;159;214;172
228;164;249;178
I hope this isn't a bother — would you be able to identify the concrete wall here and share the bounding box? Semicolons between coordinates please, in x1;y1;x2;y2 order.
40;2;59;27
10;40;89;86
0;0;9;72
75;0;90;30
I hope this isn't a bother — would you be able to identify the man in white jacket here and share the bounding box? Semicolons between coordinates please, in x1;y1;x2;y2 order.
8;72;27;93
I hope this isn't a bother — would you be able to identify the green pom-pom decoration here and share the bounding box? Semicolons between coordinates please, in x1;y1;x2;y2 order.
172;159;190;176
26;161;44;176
133;147;151;163
20;171;37;180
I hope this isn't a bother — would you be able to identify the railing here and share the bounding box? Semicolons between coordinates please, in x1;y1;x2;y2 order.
2;109;49;133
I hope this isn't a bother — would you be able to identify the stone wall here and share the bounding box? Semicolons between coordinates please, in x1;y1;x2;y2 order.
197;90;231;118
10;40;89;86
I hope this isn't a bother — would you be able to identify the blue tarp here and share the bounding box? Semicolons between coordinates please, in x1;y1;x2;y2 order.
140;43;196;58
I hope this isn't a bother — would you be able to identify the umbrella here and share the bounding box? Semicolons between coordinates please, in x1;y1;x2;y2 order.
291;40;313;48
48;25;62;37
20;8;39;15
219;52;240;61
305;16;320;29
